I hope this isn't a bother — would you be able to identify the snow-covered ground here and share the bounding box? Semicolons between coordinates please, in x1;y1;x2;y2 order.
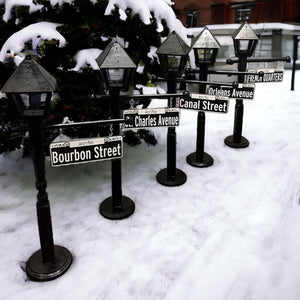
1;70;300;300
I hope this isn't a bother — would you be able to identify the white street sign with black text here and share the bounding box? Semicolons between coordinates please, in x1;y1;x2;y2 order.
50;136;123;167
123;108;180;129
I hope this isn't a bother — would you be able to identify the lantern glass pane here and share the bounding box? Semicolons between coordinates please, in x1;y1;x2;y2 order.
167;55;181;70
108;68;124;83
197;49;213;61
238;40;250;51
30;93;43;109
20;94;30;108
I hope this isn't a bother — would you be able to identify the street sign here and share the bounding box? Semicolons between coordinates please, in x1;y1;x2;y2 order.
244;69;284;83
50;136;123;167
123;108;180;129
177;94;229;113
207;83;255;100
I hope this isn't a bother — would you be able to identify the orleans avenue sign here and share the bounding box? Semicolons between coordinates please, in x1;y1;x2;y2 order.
50;136;123;167
207;83;255;100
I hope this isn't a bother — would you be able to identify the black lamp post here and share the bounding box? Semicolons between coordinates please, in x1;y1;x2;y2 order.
156;31;190;186
1;55;72;281
96;41;136;219
186;27;220;167
225;22;259;148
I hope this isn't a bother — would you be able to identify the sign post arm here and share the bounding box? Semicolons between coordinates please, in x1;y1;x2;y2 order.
226;56;290;65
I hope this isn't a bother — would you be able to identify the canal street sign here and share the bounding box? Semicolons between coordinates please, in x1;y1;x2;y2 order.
244;69;284;83
177;94;229;113
207;83;255;100
123;108;180;129
50;136;123;167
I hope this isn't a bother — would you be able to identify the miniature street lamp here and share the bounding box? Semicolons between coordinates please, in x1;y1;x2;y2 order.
1;55;72;281
96;41;136;219
187;27;220;167
156;31;190;186
232;23;258;58
193;28;220;68
225;22;259;148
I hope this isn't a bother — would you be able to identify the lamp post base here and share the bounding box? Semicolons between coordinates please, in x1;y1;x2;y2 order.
224;135;249;148
156;168;187;187
186;152;214;168
99;196;135;220
26;245;72;281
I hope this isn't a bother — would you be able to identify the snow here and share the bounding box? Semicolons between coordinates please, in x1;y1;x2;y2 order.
104;0;187;40
1;0;73;22
0;22;66;62
71;48;102;72
1;70;300;300
2;0;43;22
0;0;188;65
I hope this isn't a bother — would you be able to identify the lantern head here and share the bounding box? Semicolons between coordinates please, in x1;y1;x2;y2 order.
1;55;56;118
232;22;259;57
96;41;136;91
156;31;190;76
191;27;220;67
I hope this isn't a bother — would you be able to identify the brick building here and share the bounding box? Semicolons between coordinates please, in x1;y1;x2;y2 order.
174;0;300;28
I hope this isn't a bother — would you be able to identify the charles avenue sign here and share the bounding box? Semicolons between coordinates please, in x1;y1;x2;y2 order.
123;108;180;129
50;136;123;167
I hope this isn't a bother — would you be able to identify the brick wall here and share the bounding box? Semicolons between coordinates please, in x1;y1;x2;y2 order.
173;0;300;27
284;0;300;23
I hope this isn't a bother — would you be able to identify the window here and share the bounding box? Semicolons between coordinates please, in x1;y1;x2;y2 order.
231;1;255;23
235;8;251;23
186;10;200;28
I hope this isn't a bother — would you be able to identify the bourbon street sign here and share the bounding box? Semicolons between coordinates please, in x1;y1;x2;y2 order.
207;83;255;100
50;136;123;167
177;94;229;113
244;69;284;83
123;108;180;129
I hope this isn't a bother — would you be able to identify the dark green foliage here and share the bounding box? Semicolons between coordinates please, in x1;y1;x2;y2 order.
0;97;23;153
0;0;169;155
123;129;157;146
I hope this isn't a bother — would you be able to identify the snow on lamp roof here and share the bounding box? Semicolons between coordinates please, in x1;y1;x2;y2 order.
2;55;56;93
156;31;190;56
96;41;136;69
191;27;220;49
233;22;259;40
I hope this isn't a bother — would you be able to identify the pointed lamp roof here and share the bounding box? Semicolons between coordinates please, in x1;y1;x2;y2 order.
96;41;136;69
232;22;259;40
156;31;190;56
2;56;56;93
192;27;220;49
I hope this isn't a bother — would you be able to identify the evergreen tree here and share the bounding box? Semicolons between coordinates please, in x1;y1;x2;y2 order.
0;0;171;154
